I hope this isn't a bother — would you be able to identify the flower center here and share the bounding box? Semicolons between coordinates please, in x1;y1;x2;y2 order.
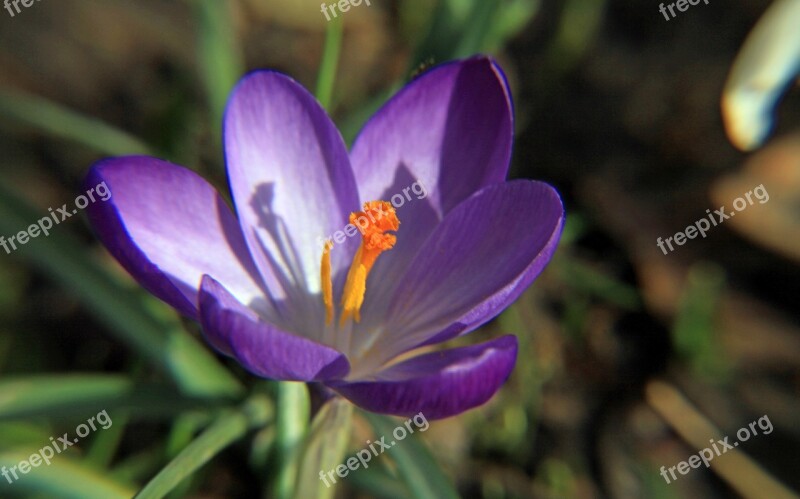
320;200;400;327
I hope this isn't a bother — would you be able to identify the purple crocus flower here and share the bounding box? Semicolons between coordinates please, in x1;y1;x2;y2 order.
83;57;564;420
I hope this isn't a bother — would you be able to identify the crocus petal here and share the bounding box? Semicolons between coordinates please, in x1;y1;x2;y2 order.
199;275;350;382
84;157;267;319
224;71;360;333
354;181;562;364
722;0;800;151
328;335;517;420
349;56;514;321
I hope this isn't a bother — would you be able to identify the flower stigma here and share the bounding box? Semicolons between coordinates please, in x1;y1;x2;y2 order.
320;201;400;327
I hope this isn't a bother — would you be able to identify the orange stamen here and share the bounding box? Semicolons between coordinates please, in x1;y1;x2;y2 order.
319;201;399;328
321;239;334;325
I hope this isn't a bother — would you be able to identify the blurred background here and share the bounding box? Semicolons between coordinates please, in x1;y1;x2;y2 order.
0;0;798;498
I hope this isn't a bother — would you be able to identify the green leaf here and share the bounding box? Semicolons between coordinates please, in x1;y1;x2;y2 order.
0;422;53;449
85;413;128;468
0;375;222;421
545;0;606;74
192;0;243;137
559;213;588;245
109;447;165;484
272;382;310;499
0;184;242;398
348;463;411;499
540;458;579;498
451;0;501;58
0;451;135;499
672;262;728;379
410;0;534;64
362;412;459;499
165;413;212;459
135;394;272;499
294;398;353;499
164;413;212;498
0;89;154;157
553;254;642;310
315;14;344;111
249;424;276;471
483;0;541;53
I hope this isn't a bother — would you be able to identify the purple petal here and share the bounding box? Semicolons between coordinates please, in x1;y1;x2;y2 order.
199;275;350;382
84;157;267;319
357;180;563;361
224;71;360;332
349;57;514;323
328;335;517;419
351;56;513;213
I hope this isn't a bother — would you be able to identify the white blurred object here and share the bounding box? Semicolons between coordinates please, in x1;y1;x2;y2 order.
722;0;800;151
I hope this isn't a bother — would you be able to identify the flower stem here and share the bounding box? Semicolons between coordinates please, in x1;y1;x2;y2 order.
273;382;310;499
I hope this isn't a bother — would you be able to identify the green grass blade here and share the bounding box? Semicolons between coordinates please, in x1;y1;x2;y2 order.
362;412;459;499
0;88;155;156
672;262;728;379
0;184;242;397
410;0;530;63
483;0;540;52
452;0;500;58
85;413;128;468
0;451;135;499
546;0;606;74
135;395;272;499
109;447;165;484
272;382;310;499
0;422;52;449
315;15;344;111
135;413;246;498
553;255;642;310
0;375;222;421
163;413;212;498
192;0;243;133
294;398;353;499
348;463;411;499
